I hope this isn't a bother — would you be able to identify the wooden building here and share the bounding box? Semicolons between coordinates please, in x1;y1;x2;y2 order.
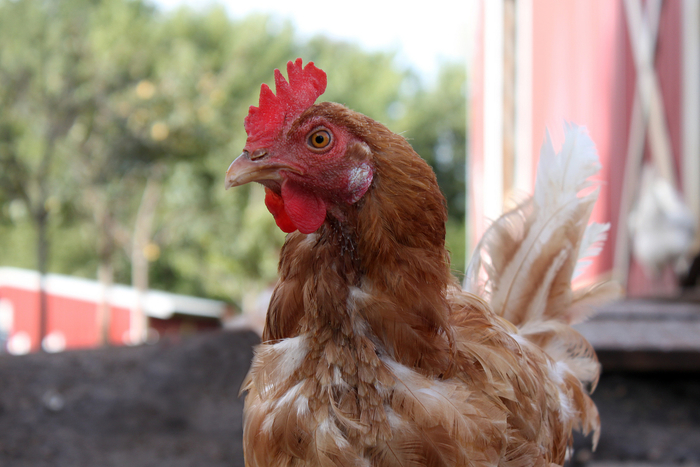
469;0;700;295
0;267;227;354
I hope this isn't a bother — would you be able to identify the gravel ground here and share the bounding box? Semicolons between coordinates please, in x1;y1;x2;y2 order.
0;329;697;466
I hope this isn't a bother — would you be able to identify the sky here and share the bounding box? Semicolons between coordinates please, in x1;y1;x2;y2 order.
150;0;478;81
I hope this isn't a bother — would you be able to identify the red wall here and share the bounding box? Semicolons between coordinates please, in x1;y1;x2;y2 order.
471;0;684;293
530;0;622;278
0;285;131;352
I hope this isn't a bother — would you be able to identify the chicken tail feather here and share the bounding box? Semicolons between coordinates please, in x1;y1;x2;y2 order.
465;124;619;449
465;123;618;328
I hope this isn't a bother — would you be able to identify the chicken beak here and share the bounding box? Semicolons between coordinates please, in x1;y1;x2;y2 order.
225;151;297;190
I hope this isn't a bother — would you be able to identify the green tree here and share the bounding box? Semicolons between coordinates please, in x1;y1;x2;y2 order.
0;0;91;346
0;0;469;326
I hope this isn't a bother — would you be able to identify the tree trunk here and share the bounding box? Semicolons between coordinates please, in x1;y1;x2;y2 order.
36;206;49;352
130;175;161;345
34;135;55;352
95;197;115;347
96;260;113;346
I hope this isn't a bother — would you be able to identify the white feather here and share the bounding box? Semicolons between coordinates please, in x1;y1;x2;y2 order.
573;222;610;280
534;123;600;211
466;123;606;324
495;125;600;315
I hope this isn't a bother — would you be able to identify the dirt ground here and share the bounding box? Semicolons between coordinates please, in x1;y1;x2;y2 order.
0;329;698;467
0;330;258;467
574;371;700;465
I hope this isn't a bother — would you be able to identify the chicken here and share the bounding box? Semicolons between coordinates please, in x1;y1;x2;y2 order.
225;59;618;467
628;163;696;279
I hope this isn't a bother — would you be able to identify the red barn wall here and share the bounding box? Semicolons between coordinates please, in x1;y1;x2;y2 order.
0;285;131;352
470;0;685;293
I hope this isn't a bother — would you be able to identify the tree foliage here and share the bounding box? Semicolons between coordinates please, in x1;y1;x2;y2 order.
0;0;468;307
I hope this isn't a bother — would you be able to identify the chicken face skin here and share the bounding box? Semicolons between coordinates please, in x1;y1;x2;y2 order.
227;105;374;234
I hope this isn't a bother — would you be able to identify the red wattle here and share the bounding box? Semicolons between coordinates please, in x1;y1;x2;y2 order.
264;188;297;233
281;181;327;234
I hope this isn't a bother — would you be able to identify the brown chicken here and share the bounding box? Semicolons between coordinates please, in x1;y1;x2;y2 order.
226;59;618;467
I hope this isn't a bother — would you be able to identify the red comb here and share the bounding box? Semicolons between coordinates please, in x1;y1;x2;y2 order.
244;59;327;148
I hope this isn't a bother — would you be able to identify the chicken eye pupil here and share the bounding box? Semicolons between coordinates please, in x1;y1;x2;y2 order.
315;135;324;144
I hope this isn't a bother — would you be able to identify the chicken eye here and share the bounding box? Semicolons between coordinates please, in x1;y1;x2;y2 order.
308;130;332;150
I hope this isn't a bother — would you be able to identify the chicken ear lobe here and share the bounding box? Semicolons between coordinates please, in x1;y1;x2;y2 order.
281;180;327;234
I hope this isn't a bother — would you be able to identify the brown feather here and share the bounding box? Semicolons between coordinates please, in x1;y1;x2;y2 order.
241;105;611;467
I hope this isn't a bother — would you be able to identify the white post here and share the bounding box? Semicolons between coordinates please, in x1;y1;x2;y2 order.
683;0;700;250
483;0;505;221
515;0;533;195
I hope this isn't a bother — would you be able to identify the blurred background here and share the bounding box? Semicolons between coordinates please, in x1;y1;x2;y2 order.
0;0;699;466
0;0;471;352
